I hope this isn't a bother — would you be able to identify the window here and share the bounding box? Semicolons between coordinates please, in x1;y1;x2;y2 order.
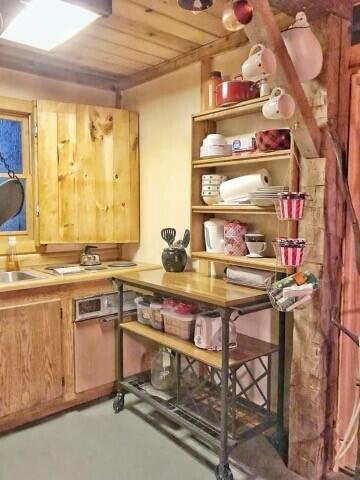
0;97;34;252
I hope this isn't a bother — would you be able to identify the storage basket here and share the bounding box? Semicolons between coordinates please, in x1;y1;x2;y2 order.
135;297;152;325
163;310;196;340
274;192;308;221
272;238;310;267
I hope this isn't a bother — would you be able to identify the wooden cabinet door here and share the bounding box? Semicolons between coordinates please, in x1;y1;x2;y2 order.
0;300;63;417
37;100;139;244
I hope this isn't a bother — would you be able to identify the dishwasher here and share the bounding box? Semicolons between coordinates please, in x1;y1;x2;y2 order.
73;291;146;393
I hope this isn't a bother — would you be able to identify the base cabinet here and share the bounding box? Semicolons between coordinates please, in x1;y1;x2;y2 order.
0;300;63;417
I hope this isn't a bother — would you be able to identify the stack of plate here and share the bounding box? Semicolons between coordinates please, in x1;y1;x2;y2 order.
202;174;227;205
249;186;289;207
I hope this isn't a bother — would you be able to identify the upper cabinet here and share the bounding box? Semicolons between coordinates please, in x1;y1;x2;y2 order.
36;101;139;244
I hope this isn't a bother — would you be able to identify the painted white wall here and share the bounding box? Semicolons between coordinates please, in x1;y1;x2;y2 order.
122;63;201;264
0;67;115;106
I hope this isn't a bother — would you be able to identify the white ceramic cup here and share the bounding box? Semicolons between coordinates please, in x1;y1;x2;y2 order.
241;44;277;81
262;87;296;120
246;241;266;257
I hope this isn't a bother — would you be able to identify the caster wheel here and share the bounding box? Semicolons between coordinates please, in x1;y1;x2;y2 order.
215;464;234;480
113;394;125;414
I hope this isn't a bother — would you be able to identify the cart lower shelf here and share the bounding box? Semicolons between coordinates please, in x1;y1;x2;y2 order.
120;375;276;450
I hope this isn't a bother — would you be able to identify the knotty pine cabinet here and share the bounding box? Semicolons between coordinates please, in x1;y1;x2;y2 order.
36;101;139;244
0;300;63;417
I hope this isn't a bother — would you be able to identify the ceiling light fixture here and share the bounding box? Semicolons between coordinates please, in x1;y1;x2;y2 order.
177;0;213;12
0;0;105;51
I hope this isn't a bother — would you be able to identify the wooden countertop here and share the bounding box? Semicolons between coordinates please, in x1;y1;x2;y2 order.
0;263;159;294
114;270;268;307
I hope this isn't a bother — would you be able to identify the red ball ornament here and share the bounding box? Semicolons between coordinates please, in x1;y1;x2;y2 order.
233;0;253;25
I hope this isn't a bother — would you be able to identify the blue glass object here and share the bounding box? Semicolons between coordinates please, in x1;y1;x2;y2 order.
0;178;26;232
0;118;23;174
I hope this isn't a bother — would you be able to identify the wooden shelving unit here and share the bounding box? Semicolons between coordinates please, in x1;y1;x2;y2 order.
193;150;291;169
192;205;276;215
190;96;299;272
192;251;287;273
193;97;269;122
121;321;278;370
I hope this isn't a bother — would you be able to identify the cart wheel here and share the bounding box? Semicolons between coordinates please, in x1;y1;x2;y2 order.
215;464;234;480
113;394;125;414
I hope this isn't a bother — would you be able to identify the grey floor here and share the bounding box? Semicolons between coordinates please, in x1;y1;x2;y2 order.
0;396;304;480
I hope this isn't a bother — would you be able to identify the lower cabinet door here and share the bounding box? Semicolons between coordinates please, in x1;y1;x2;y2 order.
0;300;63;417
74;317;116;393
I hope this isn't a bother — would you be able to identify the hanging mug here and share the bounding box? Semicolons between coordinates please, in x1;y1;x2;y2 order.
241;44;277;81
262;87;296;120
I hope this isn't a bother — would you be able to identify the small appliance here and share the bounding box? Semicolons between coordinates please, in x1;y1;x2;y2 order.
194;311;237;351
203;219;226;253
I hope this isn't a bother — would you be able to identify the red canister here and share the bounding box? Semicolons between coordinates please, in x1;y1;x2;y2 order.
224;220;248;256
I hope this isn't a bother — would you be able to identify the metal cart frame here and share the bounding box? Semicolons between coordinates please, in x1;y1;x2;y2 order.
112;278;287;480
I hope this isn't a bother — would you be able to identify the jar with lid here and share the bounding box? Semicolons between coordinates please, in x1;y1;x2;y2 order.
206;71;222;110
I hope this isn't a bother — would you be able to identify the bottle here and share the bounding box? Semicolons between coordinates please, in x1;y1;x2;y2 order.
6;236;20;272
206;71;222;110
151;346;175;391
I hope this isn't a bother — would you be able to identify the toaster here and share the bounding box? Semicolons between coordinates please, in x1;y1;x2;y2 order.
194;311;237;351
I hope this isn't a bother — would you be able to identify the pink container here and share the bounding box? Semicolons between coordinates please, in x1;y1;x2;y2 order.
275;238;306;267
277;192;305;220
224;220;248;256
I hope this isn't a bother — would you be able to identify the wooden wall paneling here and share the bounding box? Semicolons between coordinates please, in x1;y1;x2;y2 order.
89;24;179;60
245;0;322;159
127;0;228;35
111;0;220;45
0;300;63;417
201;57;212;112
37;101;60;243
76;104;97;242
128;112;140;242
100;14;198;53
288;14;352;478
57;104;78;242
268;0;352;21
336;73;360;472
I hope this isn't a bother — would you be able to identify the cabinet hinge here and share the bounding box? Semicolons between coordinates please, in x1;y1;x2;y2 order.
62;377;65;387
34;124;38;138
36;204;40;217
60;308;63;320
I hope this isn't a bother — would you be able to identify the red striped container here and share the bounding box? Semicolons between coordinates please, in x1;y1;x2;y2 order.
224;221;248;256
275;238;306;267
277;193;306;220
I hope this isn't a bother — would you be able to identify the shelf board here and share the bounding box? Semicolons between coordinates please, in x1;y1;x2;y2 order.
192;251;287;273
193;150;291;169
121;321;278;370
192;205;276;215
192;97;269;123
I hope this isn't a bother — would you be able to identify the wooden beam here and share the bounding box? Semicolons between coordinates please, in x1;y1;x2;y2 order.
245;0;322;159
268;0;353;21
350;43;360;68
200;57;212;111
118;13;292;90
0;43;123;91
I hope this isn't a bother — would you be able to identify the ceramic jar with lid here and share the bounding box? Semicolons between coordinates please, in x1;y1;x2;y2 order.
224;220;248;256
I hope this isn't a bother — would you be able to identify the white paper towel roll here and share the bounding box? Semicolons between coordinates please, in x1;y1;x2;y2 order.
219;169;272;203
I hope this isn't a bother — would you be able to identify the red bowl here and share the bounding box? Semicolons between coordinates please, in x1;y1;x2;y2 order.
255;129;291;152
216;80;259;107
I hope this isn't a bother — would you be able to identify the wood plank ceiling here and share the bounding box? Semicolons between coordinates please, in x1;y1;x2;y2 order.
0;0;352;91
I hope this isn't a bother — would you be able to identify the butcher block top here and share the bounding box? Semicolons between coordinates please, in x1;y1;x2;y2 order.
114;269;268;307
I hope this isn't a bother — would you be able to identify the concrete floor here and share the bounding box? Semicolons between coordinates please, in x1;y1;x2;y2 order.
0;396;304;480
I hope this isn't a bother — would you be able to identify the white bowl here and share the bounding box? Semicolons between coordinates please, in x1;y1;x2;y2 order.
202;195;221;205
200;145;232;158
203;134;226;147
202;185;220;192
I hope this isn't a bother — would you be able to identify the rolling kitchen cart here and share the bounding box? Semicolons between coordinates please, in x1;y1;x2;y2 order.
112;269;286;480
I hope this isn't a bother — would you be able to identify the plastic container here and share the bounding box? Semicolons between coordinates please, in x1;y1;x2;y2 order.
163;310;196;340
150;301;164;331
151;346;175;391
134;297;152;325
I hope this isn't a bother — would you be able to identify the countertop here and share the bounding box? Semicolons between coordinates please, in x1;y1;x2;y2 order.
0;262;160;294
114;270;268;307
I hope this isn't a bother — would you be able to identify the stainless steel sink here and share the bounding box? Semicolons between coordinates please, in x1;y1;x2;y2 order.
0;271;46;283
